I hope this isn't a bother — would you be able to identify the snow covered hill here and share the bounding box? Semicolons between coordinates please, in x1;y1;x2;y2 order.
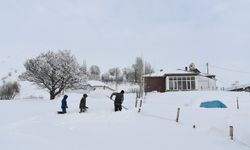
0;89;250;150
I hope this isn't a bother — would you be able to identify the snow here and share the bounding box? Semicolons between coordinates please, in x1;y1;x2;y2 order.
1;85;250;150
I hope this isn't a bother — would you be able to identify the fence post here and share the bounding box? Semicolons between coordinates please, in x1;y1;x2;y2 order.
135;99;138;108
229;126;234;140
176;108;180;123
138;100;143;113
237;97;239;109
135;92;139;108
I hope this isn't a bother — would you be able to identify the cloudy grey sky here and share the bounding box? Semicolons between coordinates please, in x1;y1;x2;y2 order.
1;0;250;87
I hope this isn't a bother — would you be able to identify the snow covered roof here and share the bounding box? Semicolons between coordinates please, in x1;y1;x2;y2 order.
144;69;198;77
87;80;108;87
86;80;115;91
143;71;166;77
226;83;250;91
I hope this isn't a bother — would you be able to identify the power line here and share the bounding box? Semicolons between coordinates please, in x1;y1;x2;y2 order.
210;64;250;74
215;78;231;86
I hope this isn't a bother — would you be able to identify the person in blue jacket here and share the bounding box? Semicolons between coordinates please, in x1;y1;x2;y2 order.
61;95;68;114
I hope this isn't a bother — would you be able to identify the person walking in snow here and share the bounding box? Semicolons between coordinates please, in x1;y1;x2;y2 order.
79;94;88;113
110;90;124;112
60;95;68;114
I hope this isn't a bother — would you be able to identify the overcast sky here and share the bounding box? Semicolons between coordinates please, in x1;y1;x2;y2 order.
1;0;250;87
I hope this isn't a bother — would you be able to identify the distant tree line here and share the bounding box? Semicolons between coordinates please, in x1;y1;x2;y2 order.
83;57;154;84
101;57;154;84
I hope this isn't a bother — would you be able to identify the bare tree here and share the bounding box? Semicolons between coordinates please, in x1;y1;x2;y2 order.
89;65;101;80
109;67;121;78
110;67;123;87
145;62;154;74
19;50;82;100
122;67;135;83
101;72;110;83
132;57;155;83
132;57;144;83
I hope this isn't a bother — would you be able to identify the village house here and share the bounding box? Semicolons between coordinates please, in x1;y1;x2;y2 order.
144;63;217;92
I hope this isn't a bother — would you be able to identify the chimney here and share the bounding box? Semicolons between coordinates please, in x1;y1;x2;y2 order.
185;67;188;71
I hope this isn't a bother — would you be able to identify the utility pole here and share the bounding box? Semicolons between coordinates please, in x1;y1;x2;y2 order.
206;63;210;90
140;55;145;98
206;63;209;74
82;59;88;83
83;59;87;74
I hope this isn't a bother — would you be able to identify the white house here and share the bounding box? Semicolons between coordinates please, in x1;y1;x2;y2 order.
144;64;217;92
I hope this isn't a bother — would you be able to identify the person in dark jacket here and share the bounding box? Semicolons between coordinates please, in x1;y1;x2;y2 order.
79;94;88;113
110;90;124;112
61;95;68;114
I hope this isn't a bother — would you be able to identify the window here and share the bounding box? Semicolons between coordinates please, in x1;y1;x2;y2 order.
191;81;195;89
168;76;196;90
174;77;178;90
187;81;191;89
169;77;173;90
182;77;187;90
183;80;187;90
191;76;195;90
178;80;182;90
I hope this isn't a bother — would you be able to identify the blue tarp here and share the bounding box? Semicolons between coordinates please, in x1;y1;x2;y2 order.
200;100;227;108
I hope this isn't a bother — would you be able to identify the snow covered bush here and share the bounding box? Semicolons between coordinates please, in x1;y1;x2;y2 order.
0;81;20;100
19;50;84;100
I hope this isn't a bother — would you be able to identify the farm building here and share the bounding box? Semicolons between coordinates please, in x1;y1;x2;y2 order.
226;82;250;92
144;64;216;93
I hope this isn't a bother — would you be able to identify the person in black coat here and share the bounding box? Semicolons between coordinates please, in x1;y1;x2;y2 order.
110;90;124;112
79;94;88;113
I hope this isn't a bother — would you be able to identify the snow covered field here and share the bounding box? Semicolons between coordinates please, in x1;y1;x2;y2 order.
0;88;250;150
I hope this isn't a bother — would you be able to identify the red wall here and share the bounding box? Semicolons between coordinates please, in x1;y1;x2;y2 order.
144;77;166;92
